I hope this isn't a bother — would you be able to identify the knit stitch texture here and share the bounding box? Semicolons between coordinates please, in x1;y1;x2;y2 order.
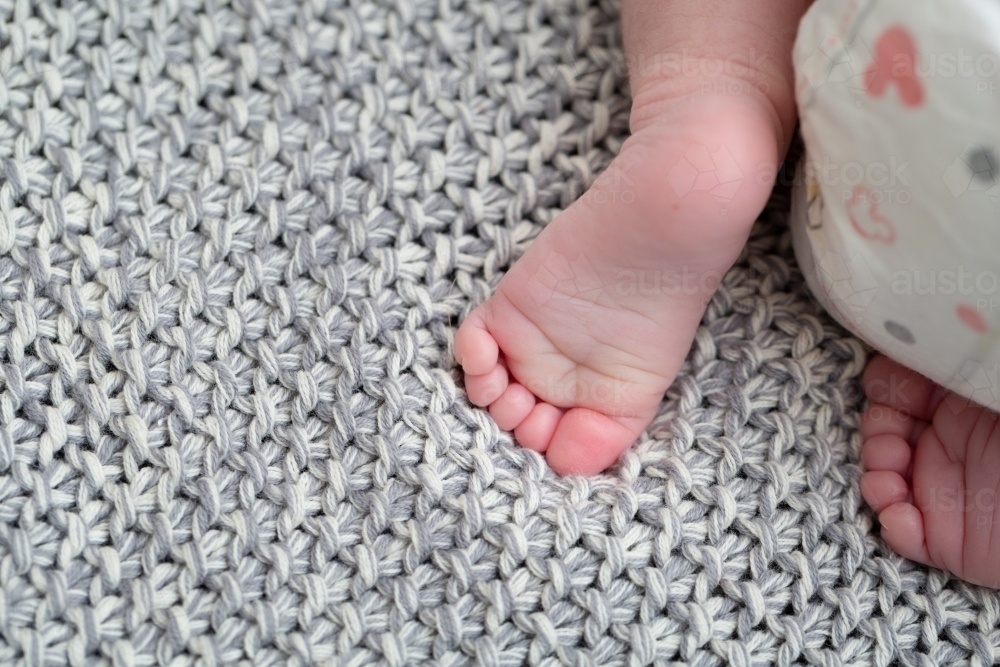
1;0;999;664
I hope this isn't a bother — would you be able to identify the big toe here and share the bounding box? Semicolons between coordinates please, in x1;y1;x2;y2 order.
544;409;643;476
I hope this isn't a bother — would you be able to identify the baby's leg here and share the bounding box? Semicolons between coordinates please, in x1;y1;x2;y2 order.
454;0;810;474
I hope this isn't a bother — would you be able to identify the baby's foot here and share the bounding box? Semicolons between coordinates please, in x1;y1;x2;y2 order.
861;355;1000;587
455;96;781;474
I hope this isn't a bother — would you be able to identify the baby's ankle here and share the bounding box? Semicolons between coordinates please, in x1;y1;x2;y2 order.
628;57;795;152
603;92;783;252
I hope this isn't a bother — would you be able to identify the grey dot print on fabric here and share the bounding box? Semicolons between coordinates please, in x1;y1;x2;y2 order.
967;145;998;185
885;320;915;344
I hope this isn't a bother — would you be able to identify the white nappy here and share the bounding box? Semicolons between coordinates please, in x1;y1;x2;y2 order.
791;0;1000;410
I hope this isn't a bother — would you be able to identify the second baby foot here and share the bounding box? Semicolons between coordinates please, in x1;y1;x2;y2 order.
862;355;1000;588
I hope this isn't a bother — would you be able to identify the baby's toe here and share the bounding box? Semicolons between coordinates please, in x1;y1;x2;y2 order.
861;470;910;512
489;383;536;431
862;433;913;478
465;363;508;407
514;403;564;453
860;399;927;445
545;409;642;476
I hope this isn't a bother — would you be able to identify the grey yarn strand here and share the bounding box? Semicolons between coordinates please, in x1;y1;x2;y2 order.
0;0;998;664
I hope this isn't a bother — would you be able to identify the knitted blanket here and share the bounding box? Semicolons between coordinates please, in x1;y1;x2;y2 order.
2;0;999;664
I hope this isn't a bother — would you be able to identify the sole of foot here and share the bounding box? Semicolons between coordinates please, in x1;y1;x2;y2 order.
456;94;782;475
